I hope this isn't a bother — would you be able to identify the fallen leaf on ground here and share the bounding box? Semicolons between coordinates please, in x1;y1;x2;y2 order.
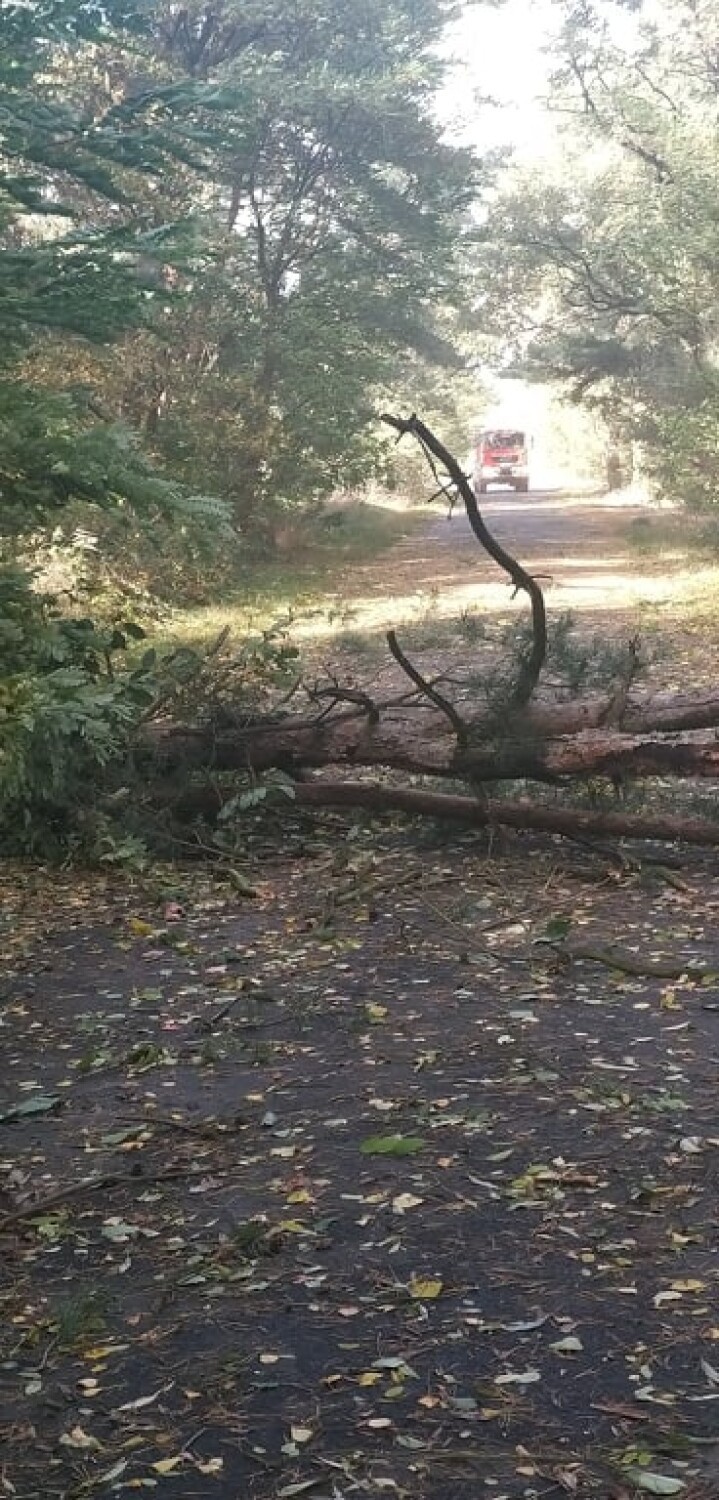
59;1426;103;1451
290;1425;313;1444
360;1135;425;1156
632;1474;685;1496
408;1277;443;1299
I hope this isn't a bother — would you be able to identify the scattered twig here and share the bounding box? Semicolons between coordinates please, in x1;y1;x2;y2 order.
309;683;380;724
560;831;642;871
538;939;712;979
0;1165;206;1235
196;990;248;1030
117;1112;226;1136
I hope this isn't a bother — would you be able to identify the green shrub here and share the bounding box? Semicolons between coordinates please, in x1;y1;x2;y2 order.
0;566;159;856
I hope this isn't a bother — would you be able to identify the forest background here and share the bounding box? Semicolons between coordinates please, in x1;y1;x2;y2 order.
2;0;718;857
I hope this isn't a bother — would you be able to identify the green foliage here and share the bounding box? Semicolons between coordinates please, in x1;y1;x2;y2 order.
0;383;227;535
211;770;298;862
0;569;301;857
638;400;719;512
0;568;157;855
0;0;236;853
359;1135;426;1157
546;612;652;695
1;0;480;855
50;1289;110;1347
497;611;654;700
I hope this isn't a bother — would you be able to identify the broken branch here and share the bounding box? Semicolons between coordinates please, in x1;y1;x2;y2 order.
382;412;547;707
386;628;468;746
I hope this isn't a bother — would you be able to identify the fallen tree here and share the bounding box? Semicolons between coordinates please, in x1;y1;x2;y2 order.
169;778;719;850
143;415;719;849
153;719;719;785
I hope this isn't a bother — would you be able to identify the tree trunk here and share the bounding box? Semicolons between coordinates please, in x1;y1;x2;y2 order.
149;717;719;785
165;777;719;850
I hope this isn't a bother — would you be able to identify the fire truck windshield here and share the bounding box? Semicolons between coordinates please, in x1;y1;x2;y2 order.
484;430;525;449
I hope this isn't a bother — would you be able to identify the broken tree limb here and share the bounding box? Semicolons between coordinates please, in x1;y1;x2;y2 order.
576;687;719;735
387;628;468;746
516;688;719;737
135;418;719;860
291;781;719;848
453;729;719;783
0;1166;208;1236
161;776;719;851
382;412;548;707
147;681;719;785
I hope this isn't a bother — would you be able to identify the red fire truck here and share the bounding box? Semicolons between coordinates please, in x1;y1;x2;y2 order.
474;429;530;494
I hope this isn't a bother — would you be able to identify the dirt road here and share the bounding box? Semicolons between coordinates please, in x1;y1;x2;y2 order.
317;487;701;644
436;484;636;547
4;811;719;1500
4;490;719;1500
431;486;642;570
426;488;659;619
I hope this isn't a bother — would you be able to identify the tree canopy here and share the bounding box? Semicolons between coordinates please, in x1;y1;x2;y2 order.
105;0;480;534
0;0;482;852
479;0;719;500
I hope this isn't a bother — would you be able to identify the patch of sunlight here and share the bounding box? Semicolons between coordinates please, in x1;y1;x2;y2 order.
157;532;719;652
535;561;719;612
155;599;320;647
671;567;719;617
645;550;691;564
290;581;517;640
286;560;719;643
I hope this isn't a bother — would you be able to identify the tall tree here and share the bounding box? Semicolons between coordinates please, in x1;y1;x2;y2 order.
0;0;226;535
98;0;481;541
1;0;481;848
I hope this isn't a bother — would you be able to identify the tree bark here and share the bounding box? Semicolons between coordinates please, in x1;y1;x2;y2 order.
293;781;719;848
166;777;719;849
150;717;719;785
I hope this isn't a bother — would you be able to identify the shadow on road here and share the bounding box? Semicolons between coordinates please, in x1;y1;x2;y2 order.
288;485;700;652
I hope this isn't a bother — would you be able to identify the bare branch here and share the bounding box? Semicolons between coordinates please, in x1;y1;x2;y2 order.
386;629;468;746
309;684;380;724
292;780;719;850
382;413;547;708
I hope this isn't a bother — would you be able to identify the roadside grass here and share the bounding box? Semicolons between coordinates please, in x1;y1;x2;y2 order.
621;508;719;640
156;500;425;650
624;507;719;560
